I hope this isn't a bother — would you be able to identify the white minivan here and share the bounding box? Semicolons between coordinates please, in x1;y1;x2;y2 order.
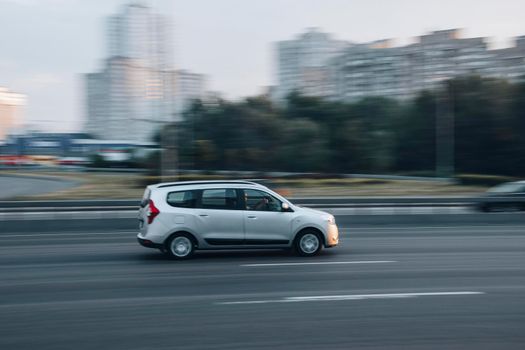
137;180;339;259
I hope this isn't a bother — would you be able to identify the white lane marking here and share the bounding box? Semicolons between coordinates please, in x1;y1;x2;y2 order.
241;260;396;267
217;291;485;305
324;207;471;216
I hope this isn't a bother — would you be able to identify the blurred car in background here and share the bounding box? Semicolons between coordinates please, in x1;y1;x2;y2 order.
476;181;525;212
0;155;37;167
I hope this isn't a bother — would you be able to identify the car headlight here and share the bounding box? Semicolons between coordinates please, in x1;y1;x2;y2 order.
327;215;336;225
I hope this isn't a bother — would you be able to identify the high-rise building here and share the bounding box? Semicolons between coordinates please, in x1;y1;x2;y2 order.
0;87;26;141
274;28;350;103
172;70;207;120
85;3;176;142
276;28;525;103
85;3;210;142
84;72;107;139
488;36;525;81
332;29;498;101
107;3;173;70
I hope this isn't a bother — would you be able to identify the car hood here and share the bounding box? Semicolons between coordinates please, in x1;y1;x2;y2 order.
295;206;331;217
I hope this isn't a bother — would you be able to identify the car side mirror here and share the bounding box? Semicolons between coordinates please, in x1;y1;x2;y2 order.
282;202;292;212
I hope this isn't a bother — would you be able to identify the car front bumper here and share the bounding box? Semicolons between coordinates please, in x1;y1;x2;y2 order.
326;224;339;247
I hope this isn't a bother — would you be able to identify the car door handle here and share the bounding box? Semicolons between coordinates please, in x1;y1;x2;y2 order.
199;214;209;217
247;215;257;219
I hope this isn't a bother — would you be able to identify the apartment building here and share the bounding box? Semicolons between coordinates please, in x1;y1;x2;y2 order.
274;28;350;102
276;29;525;103
0;87;26;141
85;3;209;142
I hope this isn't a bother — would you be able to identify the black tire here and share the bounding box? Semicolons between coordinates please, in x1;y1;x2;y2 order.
165;233;196;260
294;230;323;257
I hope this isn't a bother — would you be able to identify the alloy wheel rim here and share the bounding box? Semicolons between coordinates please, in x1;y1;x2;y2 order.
171;237;192;257
300;233;319;254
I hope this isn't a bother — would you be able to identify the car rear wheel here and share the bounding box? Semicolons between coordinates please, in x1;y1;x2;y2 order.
166;234;195;259
294;230;322;257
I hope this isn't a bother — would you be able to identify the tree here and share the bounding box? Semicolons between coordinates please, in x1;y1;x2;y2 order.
157;76;525;177
395;91;437;173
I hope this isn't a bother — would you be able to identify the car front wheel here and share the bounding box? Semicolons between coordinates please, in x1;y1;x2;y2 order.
294;230;322;257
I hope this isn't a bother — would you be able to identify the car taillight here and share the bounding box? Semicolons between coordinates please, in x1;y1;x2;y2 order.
147;199;160;224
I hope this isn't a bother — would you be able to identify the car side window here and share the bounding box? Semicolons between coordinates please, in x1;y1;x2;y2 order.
166;190;197;208
243;189;282;212
200;188;239;210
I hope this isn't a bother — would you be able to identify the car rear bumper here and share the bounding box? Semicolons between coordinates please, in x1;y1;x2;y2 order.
137;237;164;249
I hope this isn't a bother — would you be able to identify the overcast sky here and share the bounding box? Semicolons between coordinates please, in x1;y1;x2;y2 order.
1;0;524;132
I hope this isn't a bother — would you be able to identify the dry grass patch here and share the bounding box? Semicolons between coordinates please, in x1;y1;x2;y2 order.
3;170;488;200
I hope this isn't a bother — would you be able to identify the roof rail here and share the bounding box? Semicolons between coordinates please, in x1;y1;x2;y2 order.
157;180;259;188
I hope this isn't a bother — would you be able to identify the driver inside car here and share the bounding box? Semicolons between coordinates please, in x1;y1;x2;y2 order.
245;193;270;211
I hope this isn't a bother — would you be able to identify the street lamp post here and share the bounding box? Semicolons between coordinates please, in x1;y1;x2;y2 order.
435;48;456;178
435;83;455;177
138;117;178;182
161;122;178;181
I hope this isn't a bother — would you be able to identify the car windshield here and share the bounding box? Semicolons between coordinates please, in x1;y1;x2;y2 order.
488;182;524;193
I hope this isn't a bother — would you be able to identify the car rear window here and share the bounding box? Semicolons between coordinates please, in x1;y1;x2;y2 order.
167;190;197;208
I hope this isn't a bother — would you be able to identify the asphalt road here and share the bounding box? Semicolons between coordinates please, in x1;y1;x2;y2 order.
1;217;524;349
0;175;77;199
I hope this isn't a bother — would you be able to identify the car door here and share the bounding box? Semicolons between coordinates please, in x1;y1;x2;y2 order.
194;188;245;246
242;189;294;246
